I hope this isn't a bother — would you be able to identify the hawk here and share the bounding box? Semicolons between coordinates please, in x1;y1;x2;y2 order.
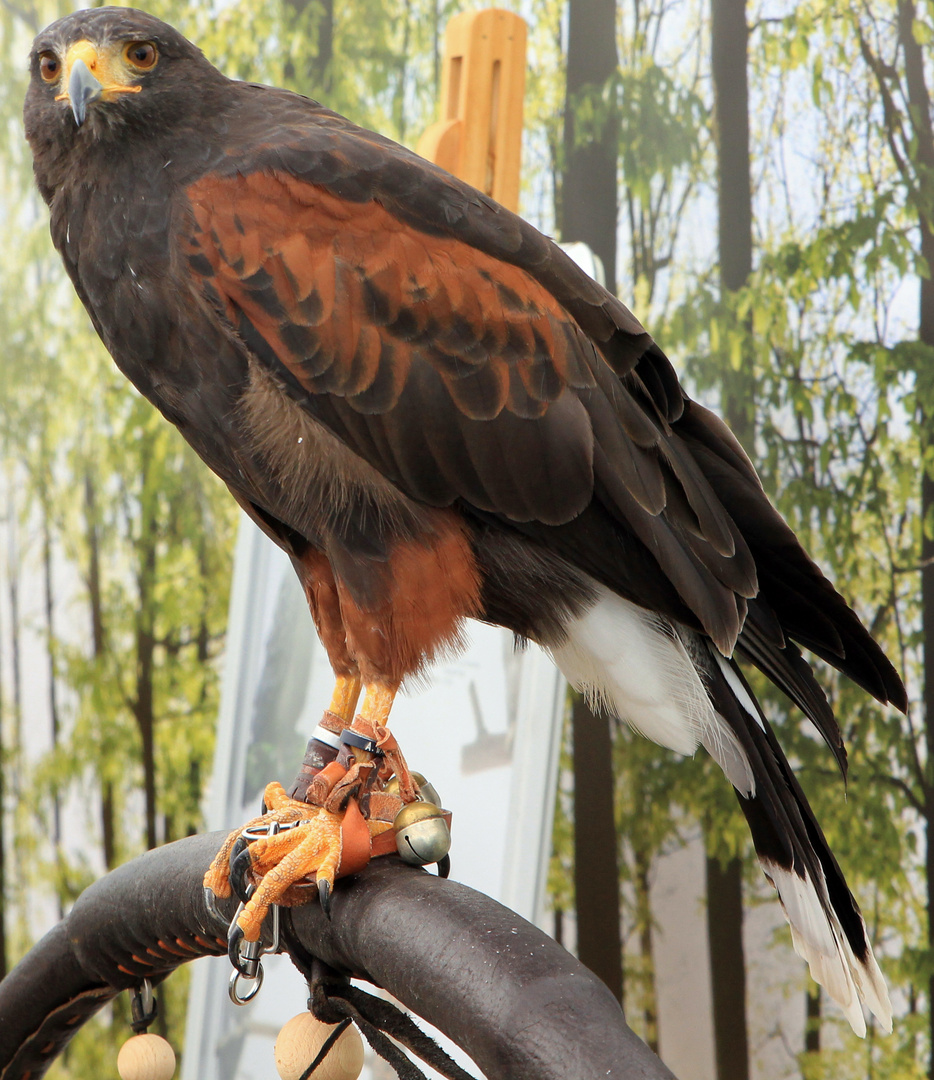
25;6;902;1036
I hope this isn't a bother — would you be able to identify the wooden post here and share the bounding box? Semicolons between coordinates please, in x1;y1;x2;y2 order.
416;9;526;213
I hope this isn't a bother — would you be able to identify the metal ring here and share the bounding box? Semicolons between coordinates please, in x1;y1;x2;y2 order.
228;963;264;1005
240;819;301;843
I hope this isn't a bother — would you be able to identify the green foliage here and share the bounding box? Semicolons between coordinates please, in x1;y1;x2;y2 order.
547;694;575;915
615;64;706;209
0;0;237;1064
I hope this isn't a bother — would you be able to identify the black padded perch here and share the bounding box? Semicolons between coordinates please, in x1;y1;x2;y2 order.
0;831;676;1079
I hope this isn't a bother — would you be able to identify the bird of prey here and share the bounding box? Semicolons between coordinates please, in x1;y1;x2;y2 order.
25;6;903;1036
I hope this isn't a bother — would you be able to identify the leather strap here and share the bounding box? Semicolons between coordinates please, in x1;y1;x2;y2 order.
336;799;372;876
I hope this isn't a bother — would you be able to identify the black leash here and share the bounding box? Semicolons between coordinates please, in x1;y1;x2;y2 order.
280;909;481;1080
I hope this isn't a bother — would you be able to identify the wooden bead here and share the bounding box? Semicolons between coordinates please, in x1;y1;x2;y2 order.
274;1013;364;1080
116;1034;176;1080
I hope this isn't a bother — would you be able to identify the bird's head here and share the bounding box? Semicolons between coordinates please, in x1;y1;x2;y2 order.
24;7;225;200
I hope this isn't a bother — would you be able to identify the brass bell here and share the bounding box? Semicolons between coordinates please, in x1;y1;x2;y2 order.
393;801;451;866
384;771;441;806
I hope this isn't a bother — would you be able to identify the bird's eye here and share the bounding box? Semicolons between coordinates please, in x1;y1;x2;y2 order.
38;51;60;82
124;41;157;70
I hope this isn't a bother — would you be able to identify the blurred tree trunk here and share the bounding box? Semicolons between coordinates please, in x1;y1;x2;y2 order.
40;489;64;919
572;696;624;1003
705;855;749;1079
634;845;659;1052
6;508;22;782
562;0;619;294
84;472;117;872
135;474;159;854
708;0;752;1075
1;489;25;982
311;0;334;93
393;0;413;141
805;986;820;1053
712;0;754;432
562;0;624;1006
283;0;334;97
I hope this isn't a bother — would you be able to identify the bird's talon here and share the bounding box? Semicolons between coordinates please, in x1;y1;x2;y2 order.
437;854;451;879
228;916;267;977
229;834;248;874
227;922;247;974
203;886;226;927
230;845;255;904
319;872;332;915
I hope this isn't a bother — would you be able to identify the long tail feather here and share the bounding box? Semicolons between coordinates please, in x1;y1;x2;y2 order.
697;642;892;1036
552;584;892;1037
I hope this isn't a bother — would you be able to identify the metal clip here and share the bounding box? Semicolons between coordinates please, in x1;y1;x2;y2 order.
227;820;282;1006
130;977;158;1033
227;895;280;1005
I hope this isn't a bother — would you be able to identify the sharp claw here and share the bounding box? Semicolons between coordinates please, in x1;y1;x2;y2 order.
230;843;254;904
228;922;247;974
203;886;225;927
230;835;248;864
437;854;451;879
318;877;332;917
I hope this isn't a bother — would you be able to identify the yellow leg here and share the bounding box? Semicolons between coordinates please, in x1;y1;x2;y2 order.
354;682;398;731
327;673;362;725
353;682;418;802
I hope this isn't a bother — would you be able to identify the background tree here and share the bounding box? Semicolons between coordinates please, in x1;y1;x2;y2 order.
706;0;754;1073
561;0;625;1005
562;0;619;293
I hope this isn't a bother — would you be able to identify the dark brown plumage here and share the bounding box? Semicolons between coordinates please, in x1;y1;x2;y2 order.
25;6;904;1033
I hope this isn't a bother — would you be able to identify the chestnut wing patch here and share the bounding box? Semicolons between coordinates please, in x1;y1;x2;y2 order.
185;171;614;524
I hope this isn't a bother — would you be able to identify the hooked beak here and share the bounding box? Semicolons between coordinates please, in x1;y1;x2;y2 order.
68;57;102;126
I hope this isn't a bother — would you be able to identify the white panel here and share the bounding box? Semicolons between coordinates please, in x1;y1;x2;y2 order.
500;648;566;921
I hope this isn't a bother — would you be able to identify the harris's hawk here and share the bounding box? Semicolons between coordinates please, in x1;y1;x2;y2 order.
25;6;903;1036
